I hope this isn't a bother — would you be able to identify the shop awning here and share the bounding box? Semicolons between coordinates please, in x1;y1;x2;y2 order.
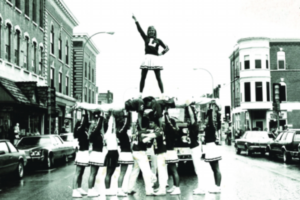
0;77;30;104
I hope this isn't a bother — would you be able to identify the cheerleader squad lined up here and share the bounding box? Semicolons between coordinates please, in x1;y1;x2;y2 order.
71;15;222;198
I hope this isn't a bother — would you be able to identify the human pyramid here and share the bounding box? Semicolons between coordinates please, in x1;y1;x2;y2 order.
71;15;222;198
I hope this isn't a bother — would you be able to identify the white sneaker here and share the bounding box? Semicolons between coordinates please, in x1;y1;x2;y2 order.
193;188;206;195
117;189;127;197
72;189;82;198
153;187;160;193
105;189;116;196
167;186;175;193
170;187;181;195
153;189;166;196
87;188;99;197
77;188;87;196
209;186;221;194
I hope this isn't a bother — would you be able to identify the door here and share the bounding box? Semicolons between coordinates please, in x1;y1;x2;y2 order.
6;141;19;173
256;121;263;131
0;142;11;175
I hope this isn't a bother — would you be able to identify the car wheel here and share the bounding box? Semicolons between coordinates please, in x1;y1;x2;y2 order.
235;146;241;155
283;151;291;164
15;161;24;179
47;153;55;168
245;146;252;156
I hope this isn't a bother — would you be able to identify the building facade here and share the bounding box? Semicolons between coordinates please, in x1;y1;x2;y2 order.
229;37;300;136
73;34;99;104
98;90;113;104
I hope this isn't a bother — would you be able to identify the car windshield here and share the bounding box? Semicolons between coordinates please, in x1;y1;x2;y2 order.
17;137;51;147
246;132;269;139
60;135;73;142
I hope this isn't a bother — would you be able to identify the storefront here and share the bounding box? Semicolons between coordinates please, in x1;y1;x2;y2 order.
267;110;287;131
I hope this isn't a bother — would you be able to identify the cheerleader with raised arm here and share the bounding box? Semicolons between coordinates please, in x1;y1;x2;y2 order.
72;110;90;198
114;111;133;197
87;112;106;197
132;14;169;99
103;113;120;196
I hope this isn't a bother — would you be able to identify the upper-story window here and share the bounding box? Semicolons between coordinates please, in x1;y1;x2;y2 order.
15;0;21;9
92;69;94;83
89;89;91;103
14;30;21;65
280;83;286;101
58;38;62;60
24;36;30;70
84;87;87;102
277;49;285;70
255;55;261;69
50;26;54;54
244;82;251;102
65;76;69;95
5;23;12;62
32;0;37;22
40;0;44;27
266;55;269;69
85;62;87;78
50;68;55;88
266;82;270;102
65;41;69;64
255;82;263;102
89;63;91;80
32;41;37;73
25;1;30;16
58;72;62;93
39;47;43;76
244;55;250;69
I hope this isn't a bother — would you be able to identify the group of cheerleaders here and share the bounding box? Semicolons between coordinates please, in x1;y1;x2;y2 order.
71;15;222;197
71;97;222;197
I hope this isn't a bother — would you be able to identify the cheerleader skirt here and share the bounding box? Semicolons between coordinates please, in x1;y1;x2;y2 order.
165;150;179;164
118;151;134;165
75;150;90;166
140;54;163;70
204;142;222;162
104;150;119;168
89;151;105;166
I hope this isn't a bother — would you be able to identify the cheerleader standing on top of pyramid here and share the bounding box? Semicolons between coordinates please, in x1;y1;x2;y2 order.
132;14;169;99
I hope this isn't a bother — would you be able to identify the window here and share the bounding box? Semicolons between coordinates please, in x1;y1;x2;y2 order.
6;24;12;62
7;142;17;153
267;82;270;102
92;91;94;103
50;26;54;54
15;0;20;9
39;47;43;75
40;0;44;27
84;87;87;102
65;41;69;64
50;68;54;88
277;50;285;69
280;84;286;101
89;63;91;80
85;62;87;78
244;55;250;69
66;76;69;95
89;89;91;103
255;59;261;69
285;132;294;142
266;55;269;69
32;42;37;73
58;38;62;60
0;142;9;153
14;30;21;65
25;1;29;16
245;82;251;102
58;72;62;93
32;0;37;22
294;132;300;142
92;69;94;83
24;36;29;69
255;82;263;102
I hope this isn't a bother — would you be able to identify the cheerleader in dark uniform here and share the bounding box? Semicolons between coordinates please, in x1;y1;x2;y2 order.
132;14;169;99
87;112;106;197
114;111;133;197
203;101;222;193
72;110;89;198
164;109;181;195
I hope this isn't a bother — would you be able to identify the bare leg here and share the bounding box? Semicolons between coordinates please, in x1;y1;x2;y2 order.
73;165;85;189
209;161;222;186
140;69;148;93
168;163;180;187
88;165;100;189
154;69;164;93
105;166;117;189
118;164;129;188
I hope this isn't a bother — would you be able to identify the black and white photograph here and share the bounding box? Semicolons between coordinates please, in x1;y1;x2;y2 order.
1;0;300;199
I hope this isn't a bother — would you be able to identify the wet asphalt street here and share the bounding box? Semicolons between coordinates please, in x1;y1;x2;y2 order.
1;143;300;200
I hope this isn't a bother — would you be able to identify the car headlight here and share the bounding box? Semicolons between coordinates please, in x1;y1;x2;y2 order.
182;128;189;134
30;150;43;157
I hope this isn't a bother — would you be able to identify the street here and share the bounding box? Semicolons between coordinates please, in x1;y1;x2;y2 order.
1;144;300;200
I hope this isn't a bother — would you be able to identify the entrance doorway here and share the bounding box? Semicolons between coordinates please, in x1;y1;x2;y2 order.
256;121;263;131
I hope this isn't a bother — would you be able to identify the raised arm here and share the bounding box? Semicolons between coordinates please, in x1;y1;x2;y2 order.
89;113;104;141
132;14;147;41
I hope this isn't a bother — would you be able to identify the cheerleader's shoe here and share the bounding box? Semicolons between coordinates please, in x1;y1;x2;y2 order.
87;189;99;197
167;186;175;193
209;186;221;194
193;188;206;195
72;189;82;198
117;189;127;197
153;189;166;196
170;187;181;195
105;189;116;196
77;188;87;196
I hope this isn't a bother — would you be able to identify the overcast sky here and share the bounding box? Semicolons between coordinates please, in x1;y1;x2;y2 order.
64;0;300;103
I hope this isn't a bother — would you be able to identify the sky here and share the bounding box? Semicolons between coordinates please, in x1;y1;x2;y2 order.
64;0;300;103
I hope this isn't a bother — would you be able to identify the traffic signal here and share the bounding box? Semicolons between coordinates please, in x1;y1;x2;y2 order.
273;83;281;103
225;106;231;121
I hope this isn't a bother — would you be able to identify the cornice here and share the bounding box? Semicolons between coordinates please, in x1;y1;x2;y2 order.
73;33;100;55
52;0;79;26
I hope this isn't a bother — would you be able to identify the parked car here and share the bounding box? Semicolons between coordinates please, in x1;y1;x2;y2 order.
60;133;79;153
16;135;75;168
0;140;27;179
235;131;273;156
267;129;300;163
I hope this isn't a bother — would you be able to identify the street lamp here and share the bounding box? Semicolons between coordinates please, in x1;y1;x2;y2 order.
83;32;114;50
193;68;214;98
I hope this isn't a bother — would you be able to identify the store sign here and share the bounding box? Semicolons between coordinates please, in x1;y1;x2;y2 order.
270;112;286;119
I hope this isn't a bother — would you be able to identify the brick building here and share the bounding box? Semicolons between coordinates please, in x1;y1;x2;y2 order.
73;34;99;104
98;90;113;104
229;37;300;136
